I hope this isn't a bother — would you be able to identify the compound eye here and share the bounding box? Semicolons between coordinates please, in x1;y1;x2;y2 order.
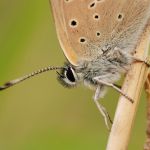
66;67;76;82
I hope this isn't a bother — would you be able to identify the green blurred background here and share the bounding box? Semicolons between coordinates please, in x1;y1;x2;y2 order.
0;0;147;149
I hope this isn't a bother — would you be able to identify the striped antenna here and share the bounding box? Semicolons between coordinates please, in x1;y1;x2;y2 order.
0;66;63;91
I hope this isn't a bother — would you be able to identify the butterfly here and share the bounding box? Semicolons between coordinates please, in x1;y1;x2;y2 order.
0;0;150;129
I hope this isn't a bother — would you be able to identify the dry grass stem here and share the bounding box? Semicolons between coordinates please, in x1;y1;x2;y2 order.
106;23;150;150
144;73;150;150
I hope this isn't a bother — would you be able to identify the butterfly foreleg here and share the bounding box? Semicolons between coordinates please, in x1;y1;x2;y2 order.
94;77;134;103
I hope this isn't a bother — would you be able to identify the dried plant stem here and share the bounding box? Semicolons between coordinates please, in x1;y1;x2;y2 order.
144;73;150;150
106;23;150;150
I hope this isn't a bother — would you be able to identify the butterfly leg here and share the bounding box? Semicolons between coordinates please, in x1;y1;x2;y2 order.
93;86;112;130
94;77;134;103
132;56;150;67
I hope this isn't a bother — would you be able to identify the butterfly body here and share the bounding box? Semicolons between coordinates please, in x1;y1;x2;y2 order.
50;0;150;127
51;0;150;98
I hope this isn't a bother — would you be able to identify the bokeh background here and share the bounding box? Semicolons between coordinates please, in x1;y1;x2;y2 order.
0;0;147;149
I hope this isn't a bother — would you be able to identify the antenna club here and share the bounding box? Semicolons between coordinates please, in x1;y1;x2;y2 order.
0;66;63;91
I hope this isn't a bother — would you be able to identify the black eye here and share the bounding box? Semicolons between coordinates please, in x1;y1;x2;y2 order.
66;67;75;82
57;65;77;88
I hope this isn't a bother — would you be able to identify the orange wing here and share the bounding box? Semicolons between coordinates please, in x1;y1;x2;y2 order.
50;0;150;66
50;1;78;66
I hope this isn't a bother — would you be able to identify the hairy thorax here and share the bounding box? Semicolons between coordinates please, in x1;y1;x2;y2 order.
75;48;133;89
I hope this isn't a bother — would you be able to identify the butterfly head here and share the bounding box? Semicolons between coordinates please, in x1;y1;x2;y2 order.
57;64;79;88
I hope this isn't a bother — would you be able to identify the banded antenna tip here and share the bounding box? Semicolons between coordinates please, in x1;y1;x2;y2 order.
0;66;63;91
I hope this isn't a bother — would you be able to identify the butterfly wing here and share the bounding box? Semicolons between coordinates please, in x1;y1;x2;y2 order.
50;0;150;65
50;0;79;66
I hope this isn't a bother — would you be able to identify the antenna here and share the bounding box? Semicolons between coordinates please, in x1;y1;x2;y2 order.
0;66;63;91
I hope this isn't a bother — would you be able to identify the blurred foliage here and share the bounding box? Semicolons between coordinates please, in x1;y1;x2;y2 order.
0;0;147;150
